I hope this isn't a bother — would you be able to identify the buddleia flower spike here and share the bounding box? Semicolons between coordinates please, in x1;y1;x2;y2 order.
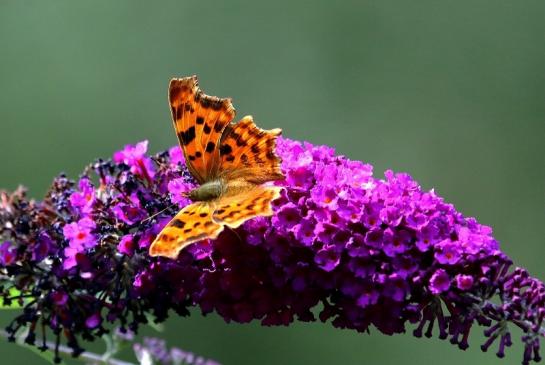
0;77;543;365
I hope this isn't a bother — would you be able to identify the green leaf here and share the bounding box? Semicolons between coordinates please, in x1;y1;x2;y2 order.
0;287;25;310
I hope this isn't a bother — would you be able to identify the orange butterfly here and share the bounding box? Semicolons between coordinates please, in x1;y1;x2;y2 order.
149;76;284;259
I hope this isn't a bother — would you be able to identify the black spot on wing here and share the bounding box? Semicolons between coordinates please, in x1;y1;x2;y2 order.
180;126;196;145
171;219;186;228
174;107;182;120
200;98;210;109
206;142;215;153
214;123;224;133
220;144;233;156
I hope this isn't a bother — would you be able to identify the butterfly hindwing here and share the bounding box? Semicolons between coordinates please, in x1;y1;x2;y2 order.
213;184;283;229
149;202;223;258
218;116;284;184
169;76;236;183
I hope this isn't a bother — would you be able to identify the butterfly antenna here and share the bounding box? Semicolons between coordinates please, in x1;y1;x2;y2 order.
141;203;177;224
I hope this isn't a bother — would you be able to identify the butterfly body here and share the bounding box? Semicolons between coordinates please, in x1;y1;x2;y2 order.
149;76;284;259
187;179;225;202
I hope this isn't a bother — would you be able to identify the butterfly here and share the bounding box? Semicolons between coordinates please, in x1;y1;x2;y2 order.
149;76;285;259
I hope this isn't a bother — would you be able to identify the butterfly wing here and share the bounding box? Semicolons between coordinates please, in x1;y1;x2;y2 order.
149;202;223;259
213;184;283;229
218;115;284;184
169;76;236;183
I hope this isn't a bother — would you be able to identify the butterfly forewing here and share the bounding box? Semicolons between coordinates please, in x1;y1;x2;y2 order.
149;202;223;258
169;77;236;183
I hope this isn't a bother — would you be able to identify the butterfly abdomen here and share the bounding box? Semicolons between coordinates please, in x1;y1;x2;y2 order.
188;179;225;202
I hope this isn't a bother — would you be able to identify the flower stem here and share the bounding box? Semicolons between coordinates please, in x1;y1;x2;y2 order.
0;330;136;365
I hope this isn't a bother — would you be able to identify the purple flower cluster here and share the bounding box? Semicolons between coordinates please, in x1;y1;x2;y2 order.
0;138;543;364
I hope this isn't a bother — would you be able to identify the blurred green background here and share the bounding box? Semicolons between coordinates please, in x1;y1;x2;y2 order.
1;1;544;364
